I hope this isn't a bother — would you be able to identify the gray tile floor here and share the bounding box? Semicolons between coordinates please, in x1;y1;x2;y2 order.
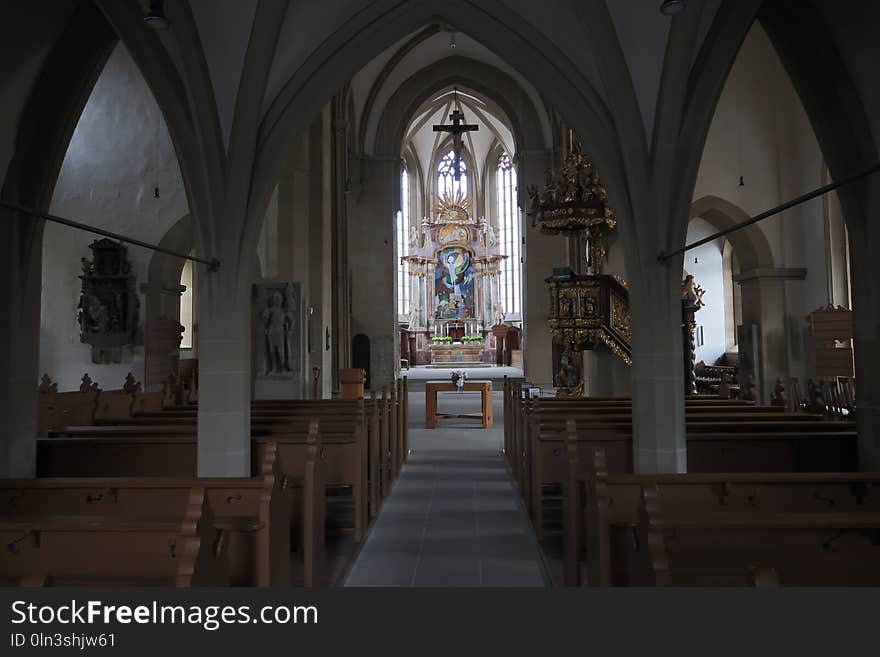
345;390;549;587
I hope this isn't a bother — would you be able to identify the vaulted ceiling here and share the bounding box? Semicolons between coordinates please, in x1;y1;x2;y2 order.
175;0;729;155
350;27;552;155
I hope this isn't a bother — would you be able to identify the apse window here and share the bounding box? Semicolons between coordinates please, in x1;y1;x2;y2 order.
437;148;468;200
496;151;521;317
180;257;195;349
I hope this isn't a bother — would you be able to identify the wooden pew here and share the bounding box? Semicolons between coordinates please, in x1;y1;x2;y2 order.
37;374;100;434
514;396;855;483
36;423;331;585
566;445;880;586
527;416;858;540
2;443;293;587
630;485;880;586
141;396;384;520
36;371;407;521
0;486;230;586
80;411;370;540
502;387;766;491
38;373;183;433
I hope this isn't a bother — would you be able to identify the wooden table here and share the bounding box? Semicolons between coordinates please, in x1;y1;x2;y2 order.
425;380;493;429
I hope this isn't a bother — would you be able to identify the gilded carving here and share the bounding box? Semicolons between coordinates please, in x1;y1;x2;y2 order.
610;291;632;343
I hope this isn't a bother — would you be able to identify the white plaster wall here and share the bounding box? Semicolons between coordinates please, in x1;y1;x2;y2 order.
685;218;726;365
694;25;833;380
40;44;188;391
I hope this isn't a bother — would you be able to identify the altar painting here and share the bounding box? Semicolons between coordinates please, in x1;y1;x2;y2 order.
435;246;475;319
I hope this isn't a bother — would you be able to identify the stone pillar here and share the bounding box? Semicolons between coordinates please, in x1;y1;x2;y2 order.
284;134;312;399
309;111;333;399
734;268;805;402
426;262;436;335
520;150;555;385
849;231;880;471
629;268;687;474
347;156;396;388
144;315;183;390
197;266;251;477
332;100;351;379
0;211;42;478
584;350;631;397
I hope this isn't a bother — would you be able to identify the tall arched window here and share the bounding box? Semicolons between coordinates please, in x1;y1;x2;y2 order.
496;152;521;316
437;149;468;200
396;164;411;317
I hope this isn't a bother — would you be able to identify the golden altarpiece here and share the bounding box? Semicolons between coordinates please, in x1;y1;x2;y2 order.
401;192;507;365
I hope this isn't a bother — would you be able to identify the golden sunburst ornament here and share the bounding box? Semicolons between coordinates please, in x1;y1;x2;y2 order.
435;190;471;223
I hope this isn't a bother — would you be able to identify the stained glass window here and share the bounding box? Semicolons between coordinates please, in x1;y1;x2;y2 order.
437;149;468;200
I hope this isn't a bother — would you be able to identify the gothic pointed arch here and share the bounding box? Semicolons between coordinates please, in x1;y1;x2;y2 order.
688;195;773;272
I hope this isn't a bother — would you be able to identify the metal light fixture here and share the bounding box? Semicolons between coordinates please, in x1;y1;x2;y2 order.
144;0;169;30
660;0;687;15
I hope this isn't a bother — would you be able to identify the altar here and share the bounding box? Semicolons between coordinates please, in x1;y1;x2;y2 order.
401;192;508;365
424;379;493;429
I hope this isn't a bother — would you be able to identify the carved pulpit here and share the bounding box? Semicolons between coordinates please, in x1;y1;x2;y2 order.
528;133;627;395
77;239;140;364
546;272;632;396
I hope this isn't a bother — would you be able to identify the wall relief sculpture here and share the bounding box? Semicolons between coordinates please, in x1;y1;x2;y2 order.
77;239;140;364
254;282;301;379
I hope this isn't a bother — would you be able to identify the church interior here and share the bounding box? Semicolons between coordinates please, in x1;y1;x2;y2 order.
1;0;880;589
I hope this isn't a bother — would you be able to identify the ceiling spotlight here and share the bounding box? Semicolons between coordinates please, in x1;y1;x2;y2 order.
144;0;169;30
660;0;687;16
449;31;457;49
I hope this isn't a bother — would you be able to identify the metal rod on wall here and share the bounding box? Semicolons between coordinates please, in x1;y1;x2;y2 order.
0;200;220;271
658;160;880;262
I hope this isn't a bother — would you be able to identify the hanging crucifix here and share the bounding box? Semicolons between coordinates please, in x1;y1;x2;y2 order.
433;91;478;181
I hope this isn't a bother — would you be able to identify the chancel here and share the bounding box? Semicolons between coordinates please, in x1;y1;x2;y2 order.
1;0;880;597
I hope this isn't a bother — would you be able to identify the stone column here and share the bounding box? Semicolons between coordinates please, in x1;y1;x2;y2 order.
426;261;436;334
520;149;555;386
332;101;351;378
0;211;42;478
309;112;332;399
849;229;880;471
196;265;251;477
271;132;312;398
629;266;687;474
734;268;805;402
584;349;631;397
347;155;396;388
409;266;420;326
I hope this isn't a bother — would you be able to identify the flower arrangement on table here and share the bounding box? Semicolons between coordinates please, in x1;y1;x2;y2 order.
460;335;484;343
431;336;453;343
451;369;468;391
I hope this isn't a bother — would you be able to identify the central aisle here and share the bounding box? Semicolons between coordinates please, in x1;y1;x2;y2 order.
345;389;549;587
